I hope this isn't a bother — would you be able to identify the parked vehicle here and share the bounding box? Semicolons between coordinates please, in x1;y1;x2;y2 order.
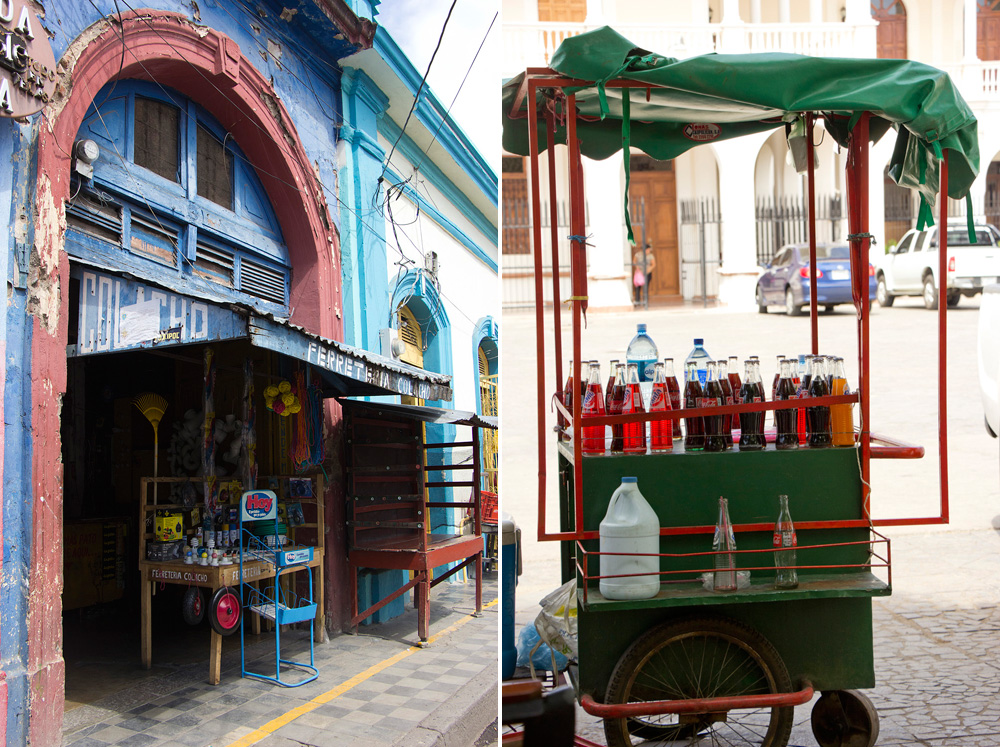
977;284;1000;438
876;220;1000;309
756;242;876;316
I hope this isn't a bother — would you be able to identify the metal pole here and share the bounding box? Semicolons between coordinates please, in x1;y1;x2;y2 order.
567;94;586;538
700;199;708;309
546;109;563;387
807;112;819;352
938;152;951;524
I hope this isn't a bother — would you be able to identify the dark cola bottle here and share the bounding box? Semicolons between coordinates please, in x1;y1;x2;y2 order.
703;361;727;453
664;358;682;438
807;356;833;448
739;359;764;450
608;363;626;453
683;360;705;451
717;359;735;449
751;359;767;447
774;358;799;450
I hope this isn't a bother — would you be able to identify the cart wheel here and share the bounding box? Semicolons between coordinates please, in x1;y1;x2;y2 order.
810;689;879;747
604;615;793;747
181;587;205;626
208;586;242;636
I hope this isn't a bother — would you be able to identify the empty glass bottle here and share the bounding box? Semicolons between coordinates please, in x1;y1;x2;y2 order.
713;496;737;592
773;494;798;589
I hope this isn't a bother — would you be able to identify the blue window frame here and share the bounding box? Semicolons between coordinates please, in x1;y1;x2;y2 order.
66;80;291;313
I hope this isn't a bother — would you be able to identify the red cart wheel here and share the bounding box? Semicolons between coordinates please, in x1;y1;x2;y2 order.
604;616;793;747
810;689;879;747
208;586;242;636
181;587;205;626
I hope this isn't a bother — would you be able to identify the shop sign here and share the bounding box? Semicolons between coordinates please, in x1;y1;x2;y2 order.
0;0;56;118
242;490;277;522
70;267;246;356
249;316;453;402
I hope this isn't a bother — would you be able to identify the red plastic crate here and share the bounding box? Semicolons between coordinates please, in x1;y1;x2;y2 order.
482;491;498;524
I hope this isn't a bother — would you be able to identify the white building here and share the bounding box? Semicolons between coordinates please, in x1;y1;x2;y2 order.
501;0;1000;311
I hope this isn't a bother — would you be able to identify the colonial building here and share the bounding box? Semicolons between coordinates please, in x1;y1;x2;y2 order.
0;0;497;742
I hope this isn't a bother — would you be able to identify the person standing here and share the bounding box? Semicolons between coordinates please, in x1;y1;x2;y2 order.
632;242;656;304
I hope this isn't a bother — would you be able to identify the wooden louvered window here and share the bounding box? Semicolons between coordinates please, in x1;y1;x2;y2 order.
134;97;180;183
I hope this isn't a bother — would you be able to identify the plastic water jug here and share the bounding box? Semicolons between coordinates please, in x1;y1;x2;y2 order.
599;477;660;600
685;338;712;386
626;324;658;383
501;513;520;679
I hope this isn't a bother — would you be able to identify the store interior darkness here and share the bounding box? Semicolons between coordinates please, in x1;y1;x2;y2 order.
60;341;275;708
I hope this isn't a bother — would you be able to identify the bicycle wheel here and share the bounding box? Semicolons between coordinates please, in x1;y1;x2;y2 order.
604;615;793;747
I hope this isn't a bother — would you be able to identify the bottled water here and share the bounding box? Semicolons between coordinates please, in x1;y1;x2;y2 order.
684;338;712;387
626;324;658;383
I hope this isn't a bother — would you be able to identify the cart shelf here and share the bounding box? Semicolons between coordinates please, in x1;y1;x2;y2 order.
579;572;890;612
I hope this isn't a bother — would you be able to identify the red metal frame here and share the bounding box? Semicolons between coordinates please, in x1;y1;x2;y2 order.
579;684;815;718
522;73;952;543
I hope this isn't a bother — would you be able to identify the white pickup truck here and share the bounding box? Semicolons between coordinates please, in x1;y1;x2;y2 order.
978;284;1000;439
875;220;1000;309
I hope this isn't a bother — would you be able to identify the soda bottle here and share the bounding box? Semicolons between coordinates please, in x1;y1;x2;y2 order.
825;355;835;392
738;360;764;450
752;359;767;446
664;358;682;438
649;362;673;452
712;496;737;592
622;363;647;454
682;361;705;451
627;324;658;383
792;354;811;446
717;359;735;449
807;356;833;448
771;354;785;402
727;356;742;405
831;357;854;447
609;363;626;453
605;359;619;414
773;494;798;589
581;361;606;455
702;361;726;453
684;338;712;387
774;358;798;450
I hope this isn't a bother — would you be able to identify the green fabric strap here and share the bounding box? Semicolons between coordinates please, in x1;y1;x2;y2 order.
622;90;634;246
596;56;637;120
967;194;976;243
916;195;934;231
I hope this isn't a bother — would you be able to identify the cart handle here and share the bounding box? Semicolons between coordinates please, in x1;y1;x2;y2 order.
579;681;815;717
869;432;924;459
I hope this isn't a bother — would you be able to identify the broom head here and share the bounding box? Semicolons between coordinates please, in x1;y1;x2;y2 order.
134;392;168;429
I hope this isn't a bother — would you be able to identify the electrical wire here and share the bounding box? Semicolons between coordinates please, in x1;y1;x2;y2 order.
377;0;458;186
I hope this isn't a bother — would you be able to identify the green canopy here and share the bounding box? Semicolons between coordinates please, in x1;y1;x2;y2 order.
502;26;979;229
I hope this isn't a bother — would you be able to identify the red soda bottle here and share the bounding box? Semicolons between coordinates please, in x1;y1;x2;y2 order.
774;359;798;450
605;359;619;414
683;361;705;451
649;362;673;452
621;363;647;454
664;358;682;438
581;362;606;454
609;363;626;453
717;359;734;449
703;361;727;452
795;355;809;445
561;359;575;442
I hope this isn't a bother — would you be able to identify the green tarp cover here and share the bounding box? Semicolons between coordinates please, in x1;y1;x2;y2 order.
502;26;979;213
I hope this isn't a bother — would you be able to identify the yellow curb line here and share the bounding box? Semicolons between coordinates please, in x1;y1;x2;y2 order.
224;598;498;747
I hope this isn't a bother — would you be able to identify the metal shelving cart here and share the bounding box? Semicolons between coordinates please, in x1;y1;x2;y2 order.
501;27;975;747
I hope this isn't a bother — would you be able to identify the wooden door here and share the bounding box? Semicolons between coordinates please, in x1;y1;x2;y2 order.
872;0;907;59
502;156;530;256
979;1;1000;60
537;0;586;22
629;159;680;299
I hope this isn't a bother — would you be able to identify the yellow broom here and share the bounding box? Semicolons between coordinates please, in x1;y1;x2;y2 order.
134;393;168;502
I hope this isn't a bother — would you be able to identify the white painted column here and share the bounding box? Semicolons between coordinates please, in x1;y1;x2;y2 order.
693;0;709;24
584;0;604;26
869;137;891;260
810;0;823;23
714;137;763;310
721;0;742;23
964;0;979;62
719;0;746;53
583;154;632;308
778;0;790;23
844;0;877;57
749;0;761;24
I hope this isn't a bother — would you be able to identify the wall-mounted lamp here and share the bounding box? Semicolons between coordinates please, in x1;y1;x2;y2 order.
841;6;847;22
73;139;101;180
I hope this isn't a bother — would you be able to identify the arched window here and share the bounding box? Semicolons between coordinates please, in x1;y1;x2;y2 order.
979;0;1000;60
871;0;907;59
67;80;291;314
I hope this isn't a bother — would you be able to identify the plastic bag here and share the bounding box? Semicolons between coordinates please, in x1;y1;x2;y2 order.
535;580;578;662
516;623;568;672
633;268;645;287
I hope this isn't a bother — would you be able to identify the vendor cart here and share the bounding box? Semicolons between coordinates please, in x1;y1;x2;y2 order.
501;27;977;747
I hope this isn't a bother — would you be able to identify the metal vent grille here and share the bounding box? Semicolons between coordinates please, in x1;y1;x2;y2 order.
194;242;234;287
66;194;122;245
130;212;178;267
240;258;286;305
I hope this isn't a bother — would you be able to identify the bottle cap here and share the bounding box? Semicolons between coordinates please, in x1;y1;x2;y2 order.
621;476;638;483
637;323;647;333
694;338;704;345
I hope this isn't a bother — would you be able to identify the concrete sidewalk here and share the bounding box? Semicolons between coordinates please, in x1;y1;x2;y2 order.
63;575;498;747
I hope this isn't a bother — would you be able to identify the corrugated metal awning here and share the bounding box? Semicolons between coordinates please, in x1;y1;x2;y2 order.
339;399;497;429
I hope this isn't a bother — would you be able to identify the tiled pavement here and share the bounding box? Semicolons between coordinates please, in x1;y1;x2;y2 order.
63;576;498;747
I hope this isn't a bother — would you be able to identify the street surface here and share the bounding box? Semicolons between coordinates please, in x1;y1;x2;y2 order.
501;295;1000;745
